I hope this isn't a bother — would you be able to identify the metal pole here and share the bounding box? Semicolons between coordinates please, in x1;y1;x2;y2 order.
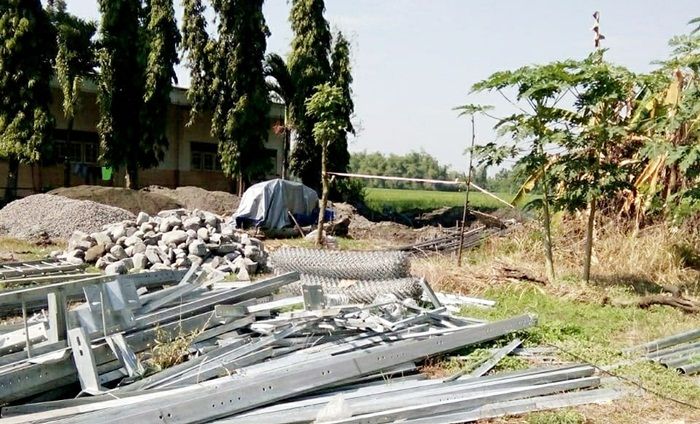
100;289;108;338
21;299;32;358
457;114;477;267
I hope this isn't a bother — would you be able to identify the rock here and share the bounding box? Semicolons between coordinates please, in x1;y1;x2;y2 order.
215;243;240;254
91;231;112;247
102;253;118;263
124;235;141;247
95;257;107;270
244;245;261;261
224;252;240;262
188;239;207;257
150;263;172;271
197;227;209;242
237;266;250;281
85;244;106;262
140;223;154;233
145;246;162;264
66;249;85;261
175;257;191;268
132;243;147;255
50;250;62;258
116;236;127;246
132;253;148;271
182;217;201;231
162;230;187;246
67;231;90;251
209;233;222;244
125;246;135;257
202;212;219;228
110;245;128;260
136;212;150;225
248;237;263;248
125;226;137;237
240;233;250;245
122;258;134;271
158;208;187;218
65;256;84;265
105;260;128;275
188;254;203;266
159;216;181;233
109;225;126;241
243;257;258;274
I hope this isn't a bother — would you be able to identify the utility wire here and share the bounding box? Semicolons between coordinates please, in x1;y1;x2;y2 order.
544;341;700;411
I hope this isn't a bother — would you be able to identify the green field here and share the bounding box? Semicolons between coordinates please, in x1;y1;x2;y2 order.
364;187;513;212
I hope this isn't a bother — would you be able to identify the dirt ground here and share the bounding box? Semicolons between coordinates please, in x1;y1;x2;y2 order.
48;185;240;216
49;185;181;215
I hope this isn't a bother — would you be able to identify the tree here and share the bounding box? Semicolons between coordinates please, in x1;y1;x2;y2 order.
181;0;213;123
96;0;145;189
264;53;295;179
210;0;270;193
47;0;96;157
288;0;333;191
306;83;347;245
328;31;354;178
141;0;181;171
97;0;180;189
0;0;55;201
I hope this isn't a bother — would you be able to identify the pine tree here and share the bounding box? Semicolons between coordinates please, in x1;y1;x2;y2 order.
196;0;271;192
141;0;181;169
47;0;96;159
97;0;145;189
0;0;55;201
288;0;332;191
181;0;213;123
328;31;354;176
97;0;179;189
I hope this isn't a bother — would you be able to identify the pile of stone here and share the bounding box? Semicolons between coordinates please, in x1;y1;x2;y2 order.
56;209;266;279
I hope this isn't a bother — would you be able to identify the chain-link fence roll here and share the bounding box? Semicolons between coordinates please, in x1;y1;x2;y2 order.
270;248;410;280
283;274;423;304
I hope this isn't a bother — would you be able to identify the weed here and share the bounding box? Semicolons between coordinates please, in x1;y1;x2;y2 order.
527;409;586;424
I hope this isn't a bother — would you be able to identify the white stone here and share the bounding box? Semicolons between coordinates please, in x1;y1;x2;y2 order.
124;235;141;247
136;212;150;225
197;227;209;242
105;261;128;275
132;253;148;271
188;239;207;257
162;230;188;246
110;245;128;260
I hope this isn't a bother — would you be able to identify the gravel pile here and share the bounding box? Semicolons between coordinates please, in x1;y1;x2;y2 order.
57;208;267;279
0;194;135;240
142;186;240;216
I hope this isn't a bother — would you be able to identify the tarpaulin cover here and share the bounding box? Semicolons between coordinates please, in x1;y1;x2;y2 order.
233;179;319;229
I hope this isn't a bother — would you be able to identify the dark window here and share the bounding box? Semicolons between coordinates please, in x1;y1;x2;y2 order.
266;148;278;174
52;130;99;164
190;141;222;172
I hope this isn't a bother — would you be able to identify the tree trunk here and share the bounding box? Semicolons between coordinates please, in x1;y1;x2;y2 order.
125;163;138;189
457;114;476;267
4;156;19;203
282;107;290;180
540;164;555;283
582;197;596;283
64;117;74;187
316;143;329;246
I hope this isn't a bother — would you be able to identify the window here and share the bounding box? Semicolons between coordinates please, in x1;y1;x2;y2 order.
52;130;99;164
190;141;222;171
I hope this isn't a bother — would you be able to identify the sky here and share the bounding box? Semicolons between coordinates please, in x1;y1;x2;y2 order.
62;0;698;173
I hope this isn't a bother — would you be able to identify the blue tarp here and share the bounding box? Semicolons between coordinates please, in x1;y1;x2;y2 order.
233;179;319;229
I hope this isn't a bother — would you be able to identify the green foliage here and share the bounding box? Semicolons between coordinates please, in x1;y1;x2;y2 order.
181;0;214;123
141;0;181;169
306;83;346;148
97;0;180;187
264;53;295;109
288;0;333;190
349;150;454;190
47;0;96;122
211;0;271;180
0;0;55;162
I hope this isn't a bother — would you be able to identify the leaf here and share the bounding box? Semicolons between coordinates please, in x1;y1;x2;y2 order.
511;166;545;205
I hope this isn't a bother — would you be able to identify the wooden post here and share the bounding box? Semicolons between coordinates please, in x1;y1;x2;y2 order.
47;290;67;343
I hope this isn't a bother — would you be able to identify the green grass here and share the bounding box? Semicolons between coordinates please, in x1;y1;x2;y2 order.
364;187;513;213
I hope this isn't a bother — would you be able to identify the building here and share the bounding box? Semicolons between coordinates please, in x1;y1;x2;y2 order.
0;81;286;197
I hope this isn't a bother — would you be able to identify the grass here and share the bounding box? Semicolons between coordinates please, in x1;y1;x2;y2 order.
410;217;700;422
364;187;513;213
0;237;63;261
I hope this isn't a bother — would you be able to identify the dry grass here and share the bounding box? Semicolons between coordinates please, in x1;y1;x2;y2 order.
143;325;203;373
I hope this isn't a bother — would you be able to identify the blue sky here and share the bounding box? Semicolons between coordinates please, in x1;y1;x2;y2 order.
63;0;698;173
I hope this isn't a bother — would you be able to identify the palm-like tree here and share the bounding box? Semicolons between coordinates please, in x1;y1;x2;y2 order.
264;53;295;179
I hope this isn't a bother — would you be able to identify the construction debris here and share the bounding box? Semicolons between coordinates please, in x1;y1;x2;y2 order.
629;328;700;375
0;258;626;423
55;209;268;275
